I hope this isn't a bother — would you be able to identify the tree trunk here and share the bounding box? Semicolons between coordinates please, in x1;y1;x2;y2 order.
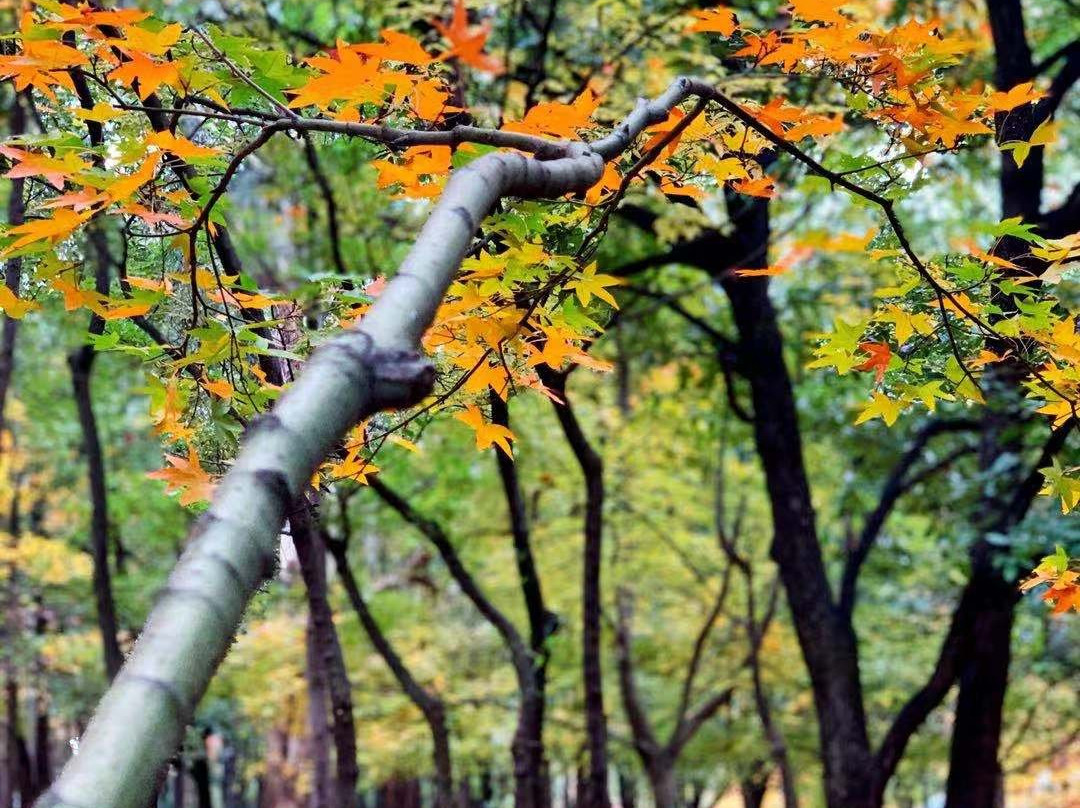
0;90;25;435
306;610;334;808
739;776;768;808
190;747;212;808
329;539;454;808
617;770;636;808
646;764;677;808
491;394;552;808
718;194;873;808
292;504;359;808
69;346;124;682
172;756;185;808
538;373;609;808
69;221;125;683
944;564;1016;808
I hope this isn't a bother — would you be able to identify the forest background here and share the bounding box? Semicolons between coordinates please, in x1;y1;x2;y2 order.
0;1;1077;808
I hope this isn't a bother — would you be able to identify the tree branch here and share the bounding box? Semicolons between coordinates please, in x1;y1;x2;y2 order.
839;419;979;617
39;75;701;808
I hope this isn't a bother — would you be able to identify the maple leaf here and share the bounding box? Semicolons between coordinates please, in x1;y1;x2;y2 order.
789;0;850;26
434;0;504;74
854;392;904;427
0;146;90;191
200;376;234;399
455;404;514;456
503;87;601;139
75;102;125;124
731;176;776;198
89;299;155;321
289;45;385;110
353;29;435;66
567;264;623;308
735;264;790;277
0;16;88;101
147;447;216;507
1000;118;1059;168
696;155;750;183
985;81;1045;112
146;130;221;161
0;286;39;320
1039;460;1080;514
109;52;182;100
685;8;738;37
109;22;183;57
2;209;91;256
854;342;891;383
875;305;933;344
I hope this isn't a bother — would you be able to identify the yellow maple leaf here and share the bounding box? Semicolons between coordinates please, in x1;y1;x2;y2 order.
854;392;904;427
455;404;514;456
0;285;39;319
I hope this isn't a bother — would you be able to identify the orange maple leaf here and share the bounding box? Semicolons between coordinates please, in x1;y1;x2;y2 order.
985;81;1045;112
0;146;89;191
685;8;738;37
109;52;182;100
353;29;436;66
433;0;504;74
0;15;88;101
855;342;892;383
2;209;91;256
147;447;216;507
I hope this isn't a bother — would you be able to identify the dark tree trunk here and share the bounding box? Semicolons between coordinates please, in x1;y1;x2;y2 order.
69;346;124;681
191;748;212;808
0;91;25;435
69;223;124;682
306;609;334;808
943;2;1070;804
328;537;455;808
718;194;873;808
491;394;552;808
645;763;677;808
292;504;359;808
537;372;609;808
617;770;636;808
945;565;1015;808
739;774;768;808
173;756;186;808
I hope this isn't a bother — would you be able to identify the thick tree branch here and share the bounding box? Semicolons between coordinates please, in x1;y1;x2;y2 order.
38;76;699;808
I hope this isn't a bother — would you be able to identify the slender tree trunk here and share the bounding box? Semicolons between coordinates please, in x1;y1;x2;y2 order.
945;569;1014;808
490;394;552;808
291;504;359;808
190;744;212;808
69;223;124;682
538;371;609;808
28;596;50;804
172;756;185;808
306;610;334;808
739;774;768;808
617;770;636;808
328;538;455;808
69;347;124;681
943;3;1057;805
0;89;26;807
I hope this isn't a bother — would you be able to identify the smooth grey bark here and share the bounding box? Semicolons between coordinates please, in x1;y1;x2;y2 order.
36;77;703;808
